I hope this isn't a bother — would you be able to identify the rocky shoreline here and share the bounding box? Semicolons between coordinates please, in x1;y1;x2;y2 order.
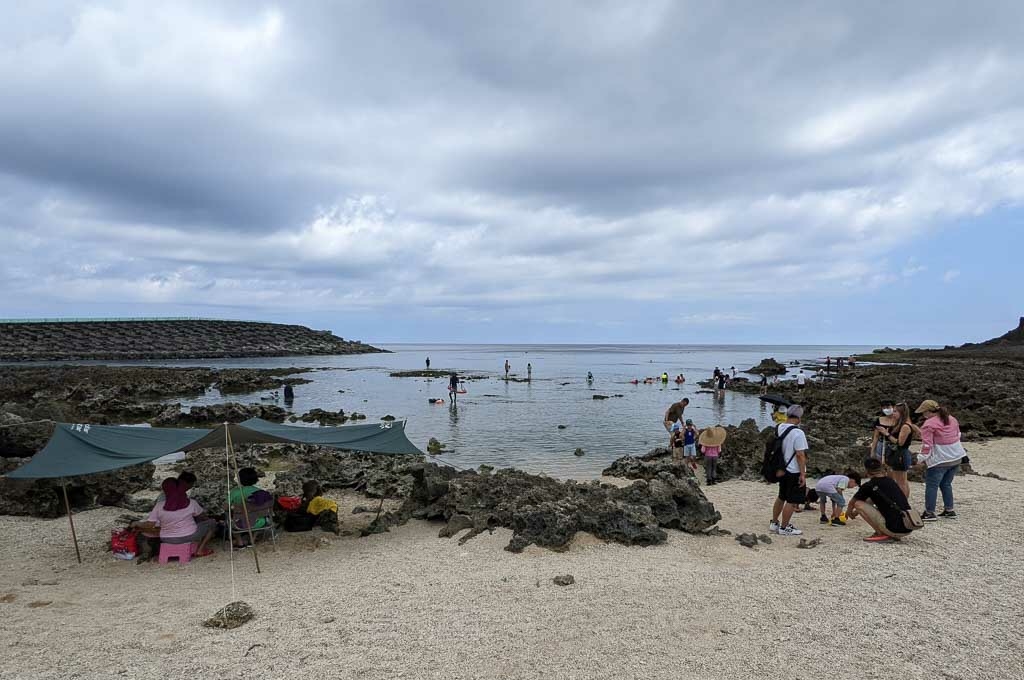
2;344;1022;550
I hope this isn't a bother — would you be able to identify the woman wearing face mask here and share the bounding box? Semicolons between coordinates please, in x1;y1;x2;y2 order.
869;401;896;461
881;402;914;498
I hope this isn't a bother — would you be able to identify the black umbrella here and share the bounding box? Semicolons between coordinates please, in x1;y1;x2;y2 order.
759;393;792;407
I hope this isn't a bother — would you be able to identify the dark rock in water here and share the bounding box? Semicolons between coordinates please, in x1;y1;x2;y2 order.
203;601;255;629
553;574;575;586
427;438;446;455
573;448;585;457
592;394;610;400
557;425;567;429
736;533;759;548
294;408;350;426
0;458;154;517
381;415;396;421
745;358;788;376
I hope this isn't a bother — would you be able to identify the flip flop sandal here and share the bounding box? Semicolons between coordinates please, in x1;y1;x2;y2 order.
863;535;892;543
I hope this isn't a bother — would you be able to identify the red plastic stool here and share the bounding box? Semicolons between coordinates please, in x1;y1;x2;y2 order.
158;542;195;564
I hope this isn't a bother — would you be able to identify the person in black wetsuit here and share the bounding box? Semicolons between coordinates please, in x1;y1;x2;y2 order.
426;357;430;369
283;383;295;403
449;372;459;403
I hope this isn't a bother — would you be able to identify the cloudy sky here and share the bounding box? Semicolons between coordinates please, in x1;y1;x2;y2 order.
1;2;1021;345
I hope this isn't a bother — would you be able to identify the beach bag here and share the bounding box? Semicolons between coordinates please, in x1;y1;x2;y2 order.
760;425;797;482
111;528;138;560
277;496;302;512
876;489;924;532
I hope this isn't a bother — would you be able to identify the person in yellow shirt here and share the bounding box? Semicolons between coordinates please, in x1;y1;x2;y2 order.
302;480;340;534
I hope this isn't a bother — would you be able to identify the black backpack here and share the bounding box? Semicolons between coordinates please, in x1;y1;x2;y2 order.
760;424;798;482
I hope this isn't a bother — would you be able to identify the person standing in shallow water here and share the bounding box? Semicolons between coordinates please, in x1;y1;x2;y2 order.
449;372;460;403
425;357;430;370
504;359;510;379
527;363;532;381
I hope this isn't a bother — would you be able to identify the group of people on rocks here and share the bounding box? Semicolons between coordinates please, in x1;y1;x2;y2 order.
663;397;726;485
766;398;966;542
130;466;343;562
662;386;967;544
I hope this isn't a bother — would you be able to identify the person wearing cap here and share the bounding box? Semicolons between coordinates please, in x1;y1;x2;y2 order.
847;458;914;542
915;399;965;521
699;426;727;485
769;404;809;536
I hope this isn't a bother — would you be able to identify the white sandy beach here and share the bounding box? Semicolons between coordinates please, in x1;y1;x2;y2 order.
1;438;1022;680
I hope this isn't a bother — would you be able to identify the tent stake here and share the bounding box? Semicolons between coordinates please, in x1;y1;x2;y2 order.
62;484;82;564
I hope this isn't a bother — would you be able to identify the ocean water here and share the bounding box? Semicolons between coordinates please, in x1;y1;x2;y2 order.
148;343;874;478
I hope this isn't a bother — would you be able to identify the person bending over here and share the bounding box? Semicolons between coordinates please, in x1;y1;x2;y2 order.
814;470;861;526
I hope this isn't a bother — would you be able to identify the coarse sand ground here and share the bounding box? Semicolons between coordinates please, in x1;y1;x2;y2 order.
1;439;1022;680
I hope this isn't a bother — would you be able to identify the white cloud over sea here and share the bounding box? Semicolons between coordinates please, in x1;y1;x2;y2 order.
0;2;1022;342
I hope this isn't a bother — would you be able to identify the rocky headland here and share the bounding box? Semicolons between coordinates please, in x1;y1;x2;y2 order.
0;319;384;361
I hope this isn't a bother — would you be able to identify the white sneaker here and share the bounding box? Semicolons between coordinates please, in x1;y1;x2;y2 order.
778;524;803;536
768;520;780;534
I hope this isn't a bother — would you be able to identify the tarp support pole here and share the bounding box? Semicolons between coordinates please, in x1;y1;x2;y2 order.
226;425;261;575
62;484;82;564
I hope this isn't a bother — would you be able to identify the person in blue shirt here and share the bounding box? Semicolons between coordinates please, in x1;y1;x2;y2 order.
682;419;699;472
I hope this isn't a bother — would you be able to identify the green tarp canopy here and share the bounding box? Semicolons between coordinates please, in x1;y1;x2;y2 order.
4;418;423;480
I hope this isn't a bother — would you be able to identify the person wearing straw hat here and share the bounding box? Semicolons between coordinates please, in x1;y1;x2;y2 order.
769;404;809;537
699;425;727;485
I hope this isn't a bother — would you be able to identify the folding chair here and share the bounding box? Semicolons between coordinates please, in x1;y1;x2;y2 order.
226;497;277;548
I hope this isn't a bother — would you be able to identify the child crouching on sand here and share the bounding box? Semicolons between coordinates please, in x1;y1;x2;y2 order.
814;470;861;526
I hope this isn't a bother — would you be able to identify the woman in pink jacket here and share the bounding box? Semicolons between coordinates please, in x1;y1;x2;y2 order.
915;399;966;521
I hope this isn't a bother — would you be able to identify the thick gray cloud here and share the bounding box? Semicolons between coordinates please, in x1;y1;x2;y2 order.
1;2;1023;337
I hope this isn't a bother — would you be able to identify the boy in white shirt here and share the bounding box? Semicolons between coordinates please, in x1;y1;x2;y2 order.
814;470;861;526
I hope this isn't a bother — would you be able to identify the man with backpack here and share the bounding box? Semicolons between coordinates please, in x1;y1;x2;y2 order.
767;404;809;536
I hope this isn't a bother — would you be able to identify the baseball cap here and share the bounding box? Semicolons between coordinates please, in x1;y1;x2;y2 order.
786;404;804;418
915;399;939;414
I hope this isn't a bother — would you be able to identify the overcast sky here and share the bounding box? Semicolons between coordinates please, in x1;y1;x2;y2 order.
1;2;1021;345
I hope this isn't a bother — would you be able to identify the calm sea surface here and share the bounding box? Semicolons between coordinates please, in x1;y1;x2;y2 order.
138;344;876;478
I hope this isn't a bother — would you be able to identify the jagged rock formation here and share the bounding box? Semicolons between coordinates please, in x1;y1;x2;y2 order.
0;457;155;517
0;319;384;361
407;465;720;552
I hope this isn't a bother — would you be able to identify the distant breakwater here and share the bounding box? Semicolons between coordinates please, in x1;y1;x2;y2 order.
0;319;385;361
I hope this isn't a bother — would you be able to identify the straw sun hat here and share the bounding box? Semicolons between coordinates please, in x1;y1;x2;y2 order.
698;426;728;448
